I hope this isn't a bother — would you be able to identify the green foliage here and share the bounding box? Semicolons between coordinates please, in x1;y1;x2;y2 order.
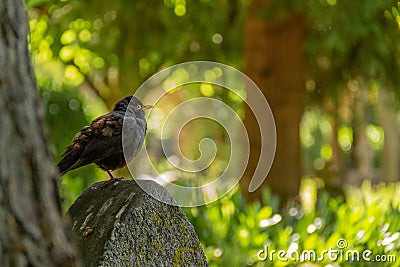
305;0;400;101
185;180;400;266
29;0;400;183
26;1;400;263
300;105;386;175
29;0;248;108
385;2;400;29
29;0;400;106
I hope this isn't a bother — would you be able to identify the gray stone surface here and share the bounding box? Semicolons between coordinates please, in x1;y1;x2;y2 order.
67;179;208;267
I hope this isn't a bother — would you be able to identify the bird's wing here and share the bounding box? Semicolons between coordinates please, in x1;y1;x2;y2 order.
57;112;127;175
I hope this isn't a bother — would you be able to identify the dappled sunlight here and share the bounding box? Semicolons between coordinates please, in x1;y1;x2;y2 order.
24;0;400;265
185;181;400;266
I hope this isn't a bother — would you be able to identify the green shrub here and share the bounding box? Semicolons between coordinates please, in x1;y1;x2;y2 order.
185;180;400;267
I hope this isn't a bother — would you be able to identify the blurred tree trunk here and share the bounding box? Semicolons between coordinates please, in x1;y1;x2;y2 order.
0;0;79;266
379;88;399;183
352;82;373;181
321;116;342;195
320;98;343;196
242;0;306;203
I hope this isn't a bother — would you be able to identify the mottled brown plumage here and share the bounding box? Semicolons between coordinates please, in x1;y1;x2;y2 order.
57;96;151;179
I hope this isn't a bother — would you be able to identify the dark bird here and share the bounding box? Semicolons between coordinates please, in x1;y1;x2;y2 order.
57;96;152;180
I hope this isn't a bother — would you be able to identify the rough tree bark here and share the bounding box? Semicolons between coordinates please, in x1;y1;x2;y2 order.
0;0;79;265
242;0;306;204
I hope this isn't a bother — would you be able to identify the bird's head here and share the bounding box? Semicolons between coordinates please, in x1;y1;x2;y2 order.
113;96;152;118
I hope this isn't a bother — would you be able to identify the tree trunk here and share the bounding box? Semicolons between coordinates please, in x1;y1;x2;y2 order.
352;81;374;182
242;0;306;204
0;0;79;266
379;88;399;183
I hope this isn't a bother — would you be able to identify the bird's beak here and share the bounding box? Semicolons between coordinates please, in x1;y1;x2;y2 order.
143;105;153;110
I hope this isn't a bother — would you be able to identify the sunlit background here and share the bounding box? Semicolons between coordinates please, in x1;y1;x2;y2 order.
28;0;400;266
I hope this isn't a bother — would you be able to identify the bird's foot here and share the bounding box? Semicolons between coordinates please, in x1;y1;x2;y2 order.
110;176;125;181
101;175;125;188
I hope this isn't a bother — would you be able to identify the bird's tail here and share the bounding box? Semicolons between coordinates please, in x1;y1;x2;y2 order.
57;153;79;177
57;160;70;177
57;164;67;177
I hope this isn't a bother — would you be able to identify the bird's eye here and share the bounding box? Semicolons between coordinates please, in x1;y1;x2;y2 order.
137;104;142;110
